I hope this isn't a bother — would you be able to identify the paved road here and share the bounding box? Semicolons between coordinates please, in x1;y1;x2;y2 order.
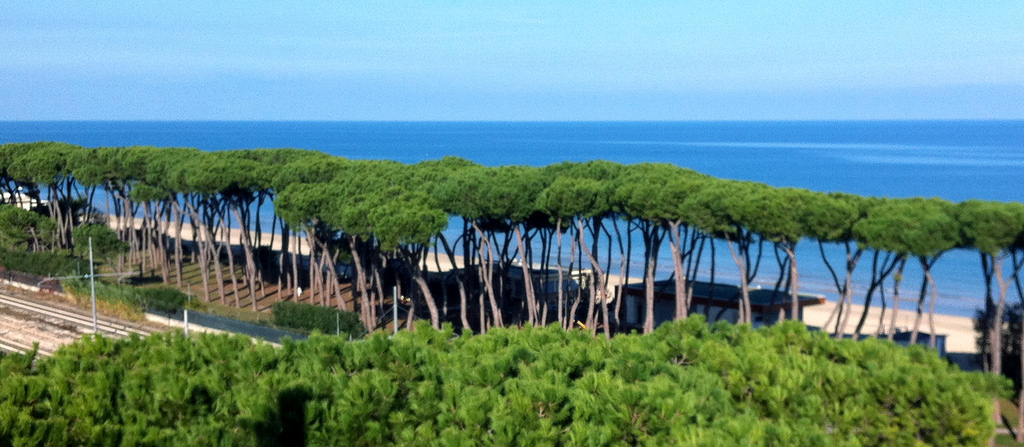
154;308;306;344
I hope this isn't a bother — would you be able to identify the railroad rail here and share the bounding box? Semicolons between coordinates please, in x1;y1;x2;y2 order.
0;291;151;357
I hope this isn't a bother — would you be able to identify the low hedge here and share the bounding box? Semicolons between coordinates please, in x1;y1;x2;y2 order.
273;300;366;339
138;287;188;315
0;247;78;277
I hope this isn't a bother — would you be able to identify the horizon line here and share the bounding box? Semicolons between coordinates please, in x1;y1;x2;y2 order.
2;118;1023;124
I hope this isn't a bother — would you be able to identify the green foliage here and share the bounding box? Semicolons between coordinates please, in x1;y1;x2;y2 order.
537;176;607;221
801;192;866;243
61;279;186;318
0;247;76;276
612;163;704;223
959;200;1024;256
138;287;188;315
7;141;79;185
0;205;56;251
63;278;144;309
854;198;961;256
71;224;128;261
0;320;1004;446
272;301;366;339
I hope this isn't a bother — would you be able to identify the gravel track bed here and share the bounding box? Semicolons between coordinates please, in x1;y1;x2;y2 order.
0;305;82;355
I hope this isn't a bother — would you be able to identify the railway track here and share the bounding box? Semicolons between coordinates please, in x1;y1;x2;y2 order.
0;291;151;357
0;331;53;357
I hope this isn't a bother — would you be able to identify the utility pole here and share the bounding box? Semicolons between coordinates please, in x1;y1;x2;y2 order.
89;237;97;333
39;238;135;335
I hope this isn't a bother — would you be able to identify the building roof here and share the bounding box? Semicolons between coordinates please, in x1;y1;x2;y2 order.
623;279;826;311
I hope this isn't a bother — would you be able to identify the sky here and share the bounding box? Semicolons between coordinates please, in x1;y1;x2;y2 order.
2;2;1023;121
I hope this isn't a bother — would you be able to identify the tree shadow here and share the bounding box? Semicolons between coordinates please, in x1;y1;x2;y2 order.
256;386;312;447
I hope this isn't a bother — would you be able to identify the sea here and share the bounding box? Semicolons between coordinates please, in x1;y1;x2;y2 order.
2;120;1023;318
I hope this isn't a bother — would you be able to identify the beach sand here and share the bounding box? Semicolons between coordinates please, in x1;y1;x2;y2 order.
802;301;978;353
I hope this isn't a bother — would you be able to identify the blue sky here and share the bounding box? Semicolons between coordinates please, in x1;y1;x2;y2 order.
3;2;1023;120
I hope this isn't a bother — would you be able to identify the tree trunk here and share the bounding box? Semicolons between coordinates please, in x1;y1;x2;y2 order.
784;242;799;320
725;237;751;325
231;205;260;311
172;200;185;287
910;256;939;346
290;229;301;301
578;219;607;338
886;260;907;341
513;225;538;325
668;221;688;321
555;219;566;329
219;212;241;307
612;218;630;332
854;252;900;337
183;199;212;302
349;235;373;331
409;248;440;328
822;243;861;338
472;221;503;328
642;225;662;334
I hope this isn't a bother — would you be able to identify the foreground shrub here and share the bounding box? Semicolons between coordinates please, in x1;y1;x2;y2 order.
273;300;366;339
0;318;1007;446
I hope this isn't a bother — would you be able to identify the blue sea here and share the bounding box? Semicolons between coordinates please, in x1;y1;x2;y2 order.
2;120;1024;317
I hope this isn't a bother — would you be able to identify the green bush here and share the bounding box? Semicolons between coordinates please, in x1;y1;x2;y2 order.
71;224;128;261
273;300;366;339
0;318;1007;446
0;247;78;277
138;287;188;315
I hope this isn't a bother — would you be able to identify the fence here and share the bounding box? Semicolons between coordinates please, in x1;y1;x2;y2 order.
0;266;64;294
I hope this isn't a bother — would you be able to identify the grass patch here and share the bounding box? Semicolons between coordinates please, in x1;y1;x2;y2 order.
196;300;274;326
62;279;145;322
996;433;1024;446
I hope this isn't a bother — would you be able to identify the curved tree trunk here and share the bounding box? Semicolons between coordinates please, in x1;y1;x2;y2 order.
231;205;260;311
612;218;630;332
407;246;440;328
992;254;1008;376
349;235;374;331
886;259;907;340
823;242;862;338
910;256;940;346
725;237;751;325
668;221;688;321
641;224;663;334
472;221;503;328
555;219;566;329
172;200;185;288
783;242;799;321
578;218;607;337
290;229;301;301
183;199;212;302
218;211;241;307
853;251;900;337
513;225;538;326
